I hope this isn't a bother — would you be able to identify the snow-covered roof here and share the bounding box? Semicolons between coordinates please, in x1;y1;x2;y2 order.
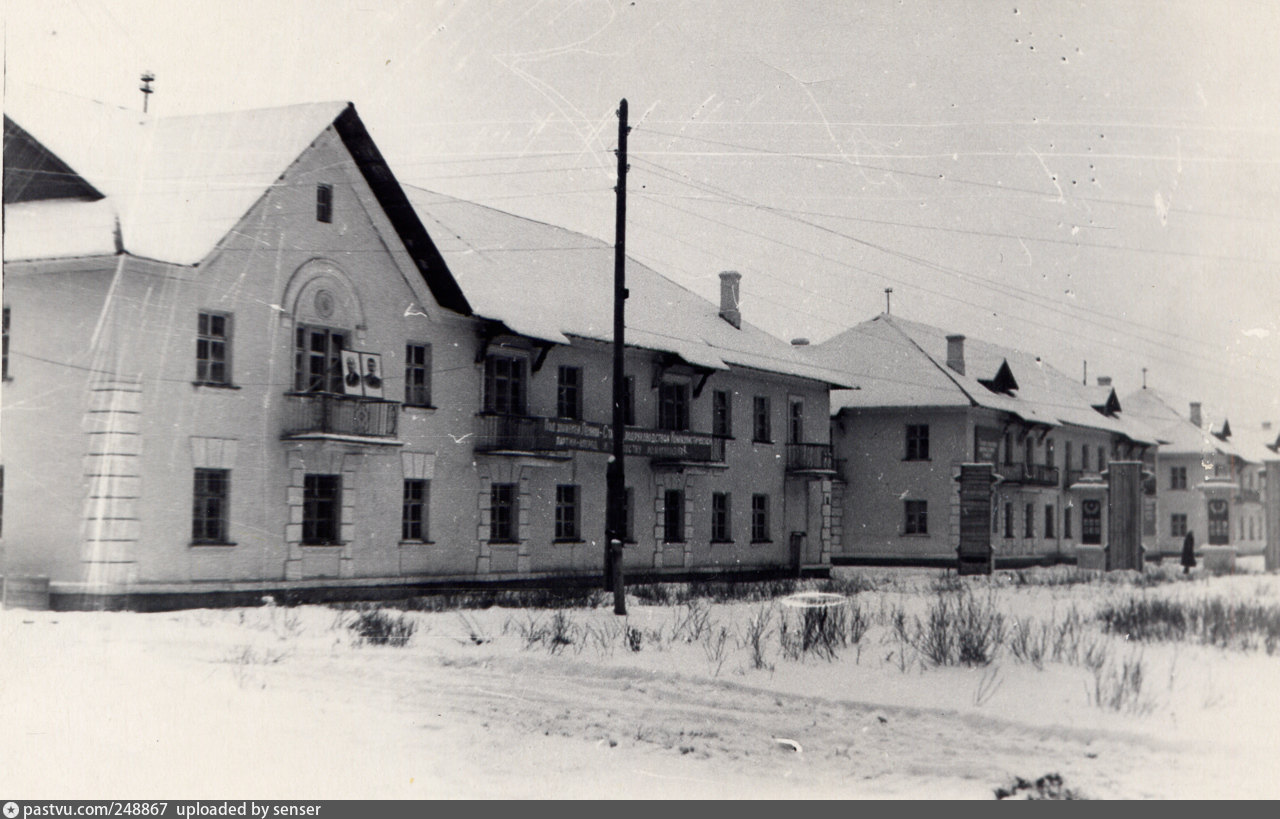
1118;388;1265;461
405;187;852;386
4;91;349;266
4;198;119;261
812;313;1156;444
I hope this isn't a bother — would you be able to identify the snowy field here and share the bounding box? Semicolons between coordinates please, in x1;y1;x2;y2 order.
3;560;1279;800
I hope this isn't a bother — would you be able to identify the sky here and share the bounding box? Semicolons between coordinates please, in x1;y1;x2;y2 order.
6;0;1280;431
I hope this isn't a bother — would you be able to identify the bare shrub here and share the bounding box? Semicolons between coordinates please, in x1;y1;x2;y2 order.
1009;618;1049;670
1089;650;1152;714
702;626;731;677
671;600;712;643
995;772;1082;800
349;608;416;647
914;590;1005;667
742;605;775;670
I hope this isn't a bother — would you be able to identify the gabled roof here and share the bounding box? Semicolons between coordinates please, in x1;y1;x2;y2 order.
404;187;853;386
3;93;470;314
1118;388;1262;461
812;313;1157;444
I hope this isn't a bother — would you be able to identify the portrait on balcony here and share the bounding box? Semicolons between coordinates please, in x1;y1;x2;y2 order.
361;353;384;399
342;351;363;396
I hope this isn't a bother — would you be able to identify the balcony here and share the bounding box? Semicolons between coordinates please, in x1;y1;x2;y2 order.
996;463;1060;486
473;413;565;457
282;393;399;440
785;442;838;476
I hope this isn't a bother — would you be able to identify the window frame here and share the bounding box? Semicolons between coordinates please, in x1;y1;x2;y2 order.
1170;466;1187;491
1064;506;1073;539
294;325;347;394
663;489;685;544
752;493;772;542
712;390;732;438
1024;502;1035;538
1004;502;1014;538
402;478;430;542
556;366;584;421
554;484;581;542
711;491;732;542
657;381;690;432
316;183;333;223
195;311;233;387
483;354;528;416
301;473;342;546
905;424;930;461
903;499;928;536
788;398;804;444
489;483;519;543
192;467;232;545
1044;504;1055;539
404;342;433;408
752;395;772;443
1170;513;1188;538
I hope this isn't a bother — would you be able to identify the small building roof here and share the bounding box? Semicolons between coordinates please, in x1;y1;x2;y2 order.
1118;388;1264;462
405;187;853;386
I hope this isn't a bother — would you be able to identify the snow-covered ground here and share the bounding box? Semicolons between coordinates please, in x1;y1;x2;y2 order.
3;561;1278;799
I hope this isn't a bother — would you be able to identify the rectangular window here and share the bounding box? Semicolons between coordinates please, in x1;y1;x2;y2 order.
1064;441;1074;473
711;492;731;542
753;396;772;442
1025;502;1035;538
302;474;341;545
904;499;927;535
1170;513;1188;538
404;343;432;407
663;489;685;543
1003;433;1014;465
623;376;636;426
196;312;232;386
3;306;11;380
555;484;580;541
752;494;772;541
402;479;429;542
316;183;333;223
1081;445;1091;473
1064;506;1073;539
789;398;804;444
557;366;583;420
713;390;732;437
1045;439;1055;467
489;483;518;543
1170;466;1187;490
905;424;930;460
192;468;230;543
1098;448;1108;472
1004;502;1014;538
1024;437;1034;466
484;355;527;415
294;327;345;393
1045;504;1055;539
657;382;690;431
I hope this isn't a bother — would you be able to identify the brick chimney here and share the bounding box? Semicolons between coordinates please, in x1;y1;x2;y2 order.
945;334;965;375
718;271;741;329
1190;402;1202;428
1096;376;1112;387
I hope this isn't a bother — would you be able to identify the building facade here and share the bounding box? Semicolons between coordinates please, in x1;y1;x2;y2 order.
1;99;845;608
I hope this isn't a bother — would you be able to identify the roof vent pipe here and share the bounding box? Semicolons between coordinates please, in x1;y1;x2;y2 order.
945;334;966;375
718;271;742;329
1190;402;1203;428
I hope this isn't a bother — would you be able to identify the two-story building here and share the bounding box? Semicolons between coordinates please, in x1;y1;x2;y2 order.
808;314;1157;566
1;95;848;609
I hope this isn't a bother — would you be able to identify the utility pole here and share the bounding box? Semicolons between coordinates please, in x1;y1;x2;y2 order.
605;99;630;616
140;72;155;113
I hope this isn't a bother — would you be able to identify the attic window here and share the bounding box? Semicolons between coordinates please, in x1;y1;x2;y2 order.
316;184;333;223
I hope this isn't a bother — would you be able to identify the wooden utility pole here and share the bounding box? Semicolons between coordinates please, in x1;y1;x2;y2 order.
605;99;630;615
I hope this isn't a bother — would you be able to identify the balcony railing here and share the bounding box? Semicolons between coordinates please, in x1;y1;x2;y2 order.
996;463;1060;486
282;393;399;439
785;442;837;475
474;413;559;454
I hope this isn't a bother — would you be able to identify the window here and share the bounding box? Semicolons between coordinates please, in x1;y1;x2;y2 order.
789;399;804;444
904;500;927;535
663;489;685;543
404;343;432;407
1025;503;1035;538
1045;504;1055;538
316;184;333;223
3;306;10;380
489;483;517;543
1024;437;1034;466
658;382;689;431
1004;502;1014;538
1081;445;1090;473
1098;448;1108;472
294;327;345;393
711;492;732;542
1064;506;1073;539
484;355;527;415
1170;466;1187;490
402;479;429;541
192;468;230;543
554;484;580;541
1045;439;1055;467
905;424;930;460
752;494;772;541
753;396;772;442
1064;441;1074;473
623;376;636;426
196;312;232;386
1170;513;1188;538
557;366;583;420
302;474;341;545
712;390;732;437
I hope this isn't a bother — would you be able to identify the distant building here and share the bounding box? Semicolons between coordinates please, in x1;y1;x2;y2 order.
1;97;847;608
809;314;1157;566
1120;390;1269;558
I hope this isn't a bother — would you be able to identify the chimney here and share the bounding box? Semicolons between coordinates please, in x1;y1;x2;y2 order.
945;334;965;375
1096;376;1112;387
1189;402;1202;428
718;271;741;329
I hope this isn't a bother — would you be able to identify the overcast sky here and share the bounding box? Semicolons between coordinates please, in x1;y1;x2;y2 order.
7;1;1280;431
